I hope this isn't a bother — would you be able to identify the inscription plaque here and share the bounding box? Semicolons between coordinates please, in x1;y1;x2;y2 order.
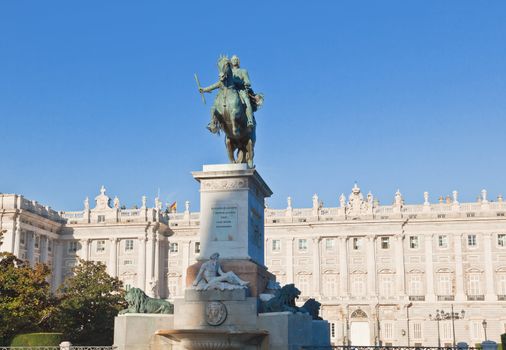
211;206;238;241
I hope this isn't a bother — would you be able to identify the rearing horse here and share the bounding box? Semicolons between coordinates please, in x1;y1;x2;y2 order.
200;56;256;168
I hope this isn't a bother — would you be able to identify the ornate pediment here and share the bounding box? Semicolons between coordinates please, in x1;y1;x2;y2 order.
93;185;112;211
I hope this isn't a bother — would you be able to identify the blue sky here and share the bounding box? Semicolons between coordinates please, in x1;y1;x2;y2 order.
1;1;505;211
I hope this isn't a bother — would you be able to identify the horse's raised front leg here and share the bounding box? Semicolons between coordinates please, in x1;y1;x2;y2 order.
225;137;235;163
246;138;254;168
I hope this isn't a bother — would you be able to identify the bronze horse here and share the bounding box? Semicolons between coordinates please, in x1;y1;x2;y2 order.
200;56;256;168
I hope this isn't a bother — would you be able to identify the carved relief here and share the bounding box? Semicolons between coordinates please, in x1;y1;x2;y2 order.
201;179;248;191
205;301;227;326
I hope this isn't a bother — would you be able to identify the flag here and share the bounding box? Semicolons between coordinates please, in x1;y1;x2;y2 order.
169;201;177;213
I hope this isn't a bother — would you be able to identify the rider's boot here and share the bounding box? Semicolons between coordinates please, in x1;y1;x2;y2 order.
207;115;219;134
246;110;254;128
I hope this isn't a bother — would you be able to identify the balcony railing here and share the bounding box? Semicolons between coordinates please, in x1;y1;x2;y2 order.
498;294;506;301
409;295;425;301
437;295;455;301
467;294;485;301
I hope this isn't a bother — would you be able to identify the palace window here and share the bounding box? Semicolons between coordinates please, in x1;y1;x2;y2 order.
68;241;78;254
467;234;477;247
409;275;423;296
409;236;419;249
298;239;308;251
382;321;394;340
352;237;362;250
498;274;506;295
125;239;134;252
351;274;366;296
470;321;483;340
498;234;506;247
168;278;178;296
34;235;40;249
412;322;423;340
123;259;134;265
438;274;452;295
47;240;52;252
379;274;394;297
381;237;390;249
169;243;179;253
468;274;482;295
20;232;26;245
323;274;338;296
272;239;281;252
298;275;311;295
325;238;335;250
96;240;106;253
195;242;201;253
97;215;105;223
438;235;448;249
441;321;452;340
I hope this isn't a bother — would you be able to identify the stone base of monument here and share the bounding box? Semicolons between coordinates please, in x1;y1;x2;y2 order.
114;314;174;350
113;164;331;349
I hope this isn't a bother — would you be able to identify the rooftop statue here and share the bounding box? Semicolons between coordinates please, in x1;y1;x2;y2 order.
196;55;263;168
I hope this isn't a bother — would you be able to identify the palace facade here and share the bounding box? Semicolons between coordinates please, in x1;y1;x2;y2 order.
1;184;506;346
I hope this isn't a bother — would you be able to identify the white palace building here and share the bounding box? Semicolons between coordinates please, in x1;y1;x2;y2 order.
1;184;506;346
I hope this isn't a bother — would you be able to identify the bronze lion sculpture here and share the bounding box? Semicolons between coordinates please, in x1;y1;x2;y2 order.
263;283;305;313
119;287;173;314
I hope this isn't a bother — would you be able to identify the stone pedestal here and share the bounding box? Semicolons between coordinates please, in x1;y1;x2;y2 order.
114;164;331;350
114;314;174;350
192;164;272;265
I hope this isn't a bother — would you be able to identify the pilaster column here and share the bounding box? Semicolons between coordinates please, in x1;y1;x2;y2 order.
424;234;436;302
154;235;160;294
483;233;497;301
366;236;377;297
312;237;321;296
181;241;190;293
13;215;21;257
53;241;63;291
394;234;406;296
137;236;147;291
146;231;155;288
28;231;35;266
108;237;118;277
79;239;89;261
286;237;295;284
454;234;465;301
339;237;349;297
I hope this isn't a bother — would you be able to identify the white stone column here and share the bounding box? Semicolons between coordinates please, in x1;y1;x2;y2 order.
366;236;377;297
424;234;436;302
108;237;118;277
181;240;190;294
286;237;295;284
312;237;321;296
154;234;160;291
13;216;21;257
454;234;465;301
339;237;349;296
394;234;406;296
483;233;497;301
79;239;89;261
146;231;155;289
53;241;63;291
137;236;147;291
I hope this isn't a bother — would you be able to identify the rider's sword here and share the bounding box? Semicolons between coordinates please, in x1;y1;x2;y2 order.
194;73;206;104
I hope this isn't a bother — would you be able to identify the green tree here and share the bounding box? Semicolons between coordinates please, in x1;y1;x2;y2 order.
0;253;55;345
55;259;126;345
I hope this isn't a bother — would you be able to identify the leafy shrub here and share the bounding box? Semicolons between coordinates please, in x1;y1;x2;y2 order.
10;332;62;346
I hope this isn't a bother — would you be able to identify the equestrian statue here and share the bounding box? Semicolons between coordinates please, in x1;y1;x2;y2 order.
196;55;263;168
